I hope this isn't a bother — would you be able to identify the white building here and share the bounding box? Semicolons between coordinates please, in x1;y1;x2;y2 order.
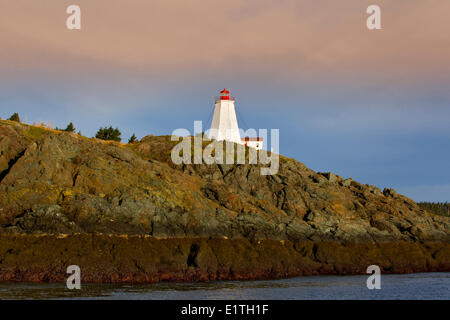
208;88;263;150
241;137;263;150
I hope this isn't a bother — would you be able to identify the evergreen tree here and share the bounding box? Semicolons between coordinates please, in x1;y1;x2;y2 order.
95;126;121;142
128;133;137;143
64;122;75;132
418;202;450;217
8;113;20;123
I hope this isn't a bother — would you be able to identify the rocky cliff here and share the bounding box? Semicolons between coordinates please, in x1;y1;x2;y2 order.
0;120;448;282
1;119;448;242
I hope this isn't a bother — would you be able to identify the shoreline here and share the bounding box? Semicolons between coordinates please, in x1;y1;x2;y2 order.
0;234;448;283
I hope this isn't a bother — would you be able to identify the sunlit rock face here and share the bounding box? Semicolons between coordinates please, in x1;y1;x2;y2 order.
0;119;449;282
0;119;448;243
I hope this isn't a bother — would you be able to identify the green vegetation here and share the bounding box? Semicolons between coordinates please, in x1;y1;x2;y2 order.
128;133;137;144
64;122;75;132
25;126;47;139
418;202;450;217
8;113;20;123
56;122;76;132
95;126;121;142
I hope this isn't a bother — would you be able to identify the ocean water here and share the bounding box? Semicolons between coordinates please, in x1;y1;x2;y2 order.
0;273;448;300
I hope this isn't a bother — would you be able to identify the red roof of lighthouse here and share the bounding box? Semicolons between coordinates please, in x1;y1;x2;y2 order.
215;88;235;102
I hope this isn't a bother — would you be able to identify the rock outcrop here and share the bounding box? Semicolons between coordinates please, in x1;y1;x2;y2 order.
0;235;448;283
0;120;448;282
1;120;448;242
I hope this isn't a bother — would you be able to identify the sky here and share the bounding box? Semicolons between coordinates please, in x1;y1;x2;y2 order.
1;0;449;202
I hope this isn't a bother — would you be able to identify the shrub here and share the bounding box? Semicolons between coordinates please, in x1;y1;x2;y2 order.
128;133;137;143
8;113;20;123
64;122;76;132
95;126;121;142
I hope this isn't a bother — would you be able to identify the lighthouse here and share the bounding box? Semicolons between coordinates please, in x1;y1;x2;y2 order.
208;88;242;144
208;88;263;150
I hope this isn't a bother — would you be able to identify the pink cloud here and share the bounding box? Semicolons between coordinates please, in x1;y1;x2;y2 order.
1;0;449;85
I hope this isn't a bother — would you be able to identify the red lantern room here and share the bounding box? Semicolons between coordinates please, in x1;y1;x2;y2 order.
220;88;230;100
215;88;235;103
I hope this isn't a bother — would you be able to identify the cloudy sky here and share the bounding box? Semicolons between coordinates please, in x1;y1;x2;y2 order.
1;0;449;201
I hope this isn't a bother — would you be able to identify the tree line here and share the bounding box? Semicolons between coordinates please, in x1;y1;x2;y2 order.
417;202;450;217
4;112;138;143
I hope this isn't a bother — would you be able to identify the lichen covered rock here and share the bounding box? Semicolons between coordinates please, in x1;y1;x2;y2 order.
0;120;448;244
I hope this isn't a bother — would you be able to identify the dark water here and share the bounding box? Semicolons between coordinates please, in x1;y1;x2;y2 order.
0;273;448;300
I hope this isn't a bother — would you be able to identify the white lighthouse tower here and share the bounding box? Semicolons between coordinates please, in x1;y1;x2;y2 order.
208;88;263;150
208;88;242;144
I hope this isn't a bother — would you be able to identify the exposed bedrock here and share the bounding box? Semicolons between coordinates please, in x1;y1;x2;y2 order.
0;235;448;283
0;120;449;281
0;120;448;243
